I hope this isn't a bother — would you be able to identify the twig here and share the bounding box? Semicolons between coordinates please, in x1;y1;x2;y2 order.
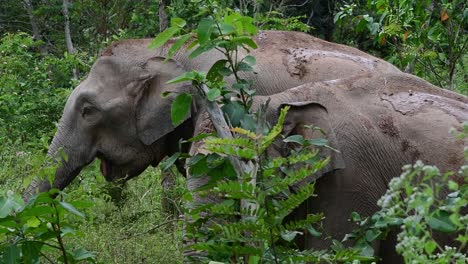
123;218;183;238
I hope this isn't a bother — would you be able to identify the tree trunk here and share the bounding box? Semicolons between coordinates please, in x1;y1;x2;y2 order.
22;0;47;54
158;0;169;32
62;0;78;79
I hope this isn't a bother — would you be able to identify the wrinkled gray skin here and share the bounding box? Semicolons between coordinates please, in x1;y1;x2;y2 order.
24;31;467;262
241;73;467;263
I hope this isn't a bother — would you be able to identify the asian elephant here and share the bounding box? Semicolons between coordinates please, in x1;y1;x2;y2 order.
23;30;467;262
23;30;400;195
237;72;466;263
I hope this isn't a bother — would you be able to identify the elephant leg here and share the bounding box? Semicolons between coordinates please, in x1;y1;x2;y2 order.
293;169;381;252
378;229;402;264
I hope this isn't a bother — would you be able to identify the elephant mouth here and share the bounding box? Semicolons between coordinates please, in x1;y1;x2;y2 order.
100;158;112;178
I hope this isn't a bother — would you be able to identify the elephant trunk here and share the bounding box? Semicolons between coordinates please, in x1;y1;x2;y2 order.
23;125;88;200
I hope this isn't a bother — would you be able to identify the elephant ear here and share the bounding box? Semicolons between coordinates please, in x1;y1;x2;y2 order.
280;101;346;184
135;57;192;145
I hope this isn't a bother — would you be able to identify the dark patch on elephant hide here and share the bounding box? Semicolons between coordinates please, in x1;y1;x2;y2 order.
401;139;410;152
378;115;399;137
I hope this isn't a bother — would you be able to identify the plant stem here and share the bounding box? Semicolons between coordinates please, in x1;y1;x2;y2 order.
52;202;68;264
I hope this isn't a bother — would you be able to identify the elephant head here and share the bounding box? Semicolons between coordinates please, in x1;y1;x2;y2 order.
24;55;193;197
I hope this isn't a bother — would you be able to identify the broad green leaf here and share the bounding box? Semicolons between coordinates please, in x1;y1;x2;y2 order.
167;71;198;84
284;135;305;145
281;230;302;242
219;22;235;34
2;244;20;264
248;255;260;264
243;55;256;65
365;229;381;242
237;62;253;72
71;248;95;261
307;138;329;146
148;26;180;49
0;195;23;218
222;101;246;127
59;201;85;218
170;17;186;28
232;36;258;49
161;152;180;171
240;115;256;132
306;224;322;237
197;18;214;44
206;59;228;82
427;210;457;233
171;93;192;126
167;34;191;59
424;240;437;254
22;241;41;264
206;88;221;101
448;180;459;190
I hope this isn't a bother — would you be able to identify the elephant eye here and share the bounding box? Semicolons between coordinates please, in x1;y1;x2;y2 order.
82;105;99;118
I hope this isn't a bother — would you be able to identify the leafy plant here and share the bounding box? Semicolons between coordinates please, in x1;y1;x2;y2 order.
334;0;467;93
0;189;97;263
152;5;376;262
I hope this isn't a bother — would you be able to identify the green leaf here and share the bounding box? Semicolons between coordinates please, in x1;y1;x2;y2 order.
161;91;172;98
2;244;20;264
170;17;186;28
161;152;180;171
22;241;41;264
448;180;459;190
427;210;457;233
171;93;192;126
71;248;95;261
248;255;260;264
365;229;381;242
281;230;302;242
232;36;258;49
237;62;253;72
167;34;191;59
148;26;180;49
59;201;85;218
206;88;221;101
206;59;228;82
0;195;23;218
219;23;235;34
284;135;305;145
197;18;214;44
307;138;328;147
167;71;195;84
243;55;256;65
424;240;437;254
306;224;322;237
222;101;246;127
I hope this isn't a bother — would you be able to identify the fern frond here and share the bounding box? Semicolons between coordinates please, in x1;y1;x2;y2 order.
204;144;256;159
271;183;316;223
231;127;258;139
283;213;324;231
287;149;319;164
260;106;290;152
215;181;257;199
204;137;255;149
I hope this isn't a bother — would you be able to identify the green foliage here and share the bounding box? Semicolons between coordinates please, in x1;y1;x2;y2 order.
256;12;311;32
335;0;467;93
0;33;90;146
0;189;97;263
184;109;333;263
346;123;468;263
156;8;376;263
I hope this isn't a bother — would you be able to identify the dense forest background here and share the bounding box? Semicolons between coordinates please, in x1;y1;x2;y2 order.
0;0;466;263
